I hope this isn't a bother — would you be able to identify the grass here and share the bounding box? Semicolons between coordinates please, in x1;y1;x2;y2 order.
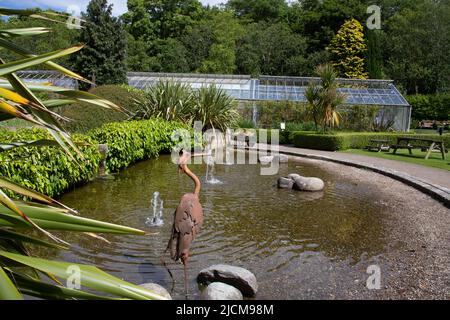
344;148;450;171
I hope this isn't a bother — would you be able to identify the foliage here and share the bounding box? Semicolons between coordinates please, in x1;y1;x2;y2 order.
132;80;195;122
238;101;308;129
292;131;450;151
327;18;368;79
305;64;346;131
365;30;383;79
0;128;100;198
89;118;190;172
383;0;450;94
0;12;77;69
132;81;240;132
228;0;288;22
4;1;449;95
407;94;450;122
72;0;127;87
193;85;240;131
338;105;380;132
58;85;144;132
236;22;308;76
0;8;164;300
288;0;368;52
198;11;243;74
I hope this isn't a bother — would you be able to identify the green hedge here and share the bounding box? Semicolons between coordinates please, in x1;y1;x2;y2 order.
292;132;450;151
89;119;191;172
0;128;101;198
0;119;190;198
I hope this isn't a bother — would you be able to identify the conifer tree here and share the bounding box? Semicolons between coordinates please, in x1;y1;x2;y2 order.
73;0;127;87
328;18;368;79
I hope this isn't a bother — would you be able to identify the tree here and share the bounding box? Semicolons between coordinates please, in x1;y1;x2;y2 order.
366;30;383;79
327;18;368;79
236;22;308;76
124;0;203;40
305;64;346;131
383;0;450;94
198;11;243;74
228;0;288;22
288;0;367;52
72;0;127;86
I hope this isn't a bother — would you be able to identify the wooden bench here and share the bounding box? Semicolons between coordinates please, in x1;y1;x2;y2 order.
391;137;447;160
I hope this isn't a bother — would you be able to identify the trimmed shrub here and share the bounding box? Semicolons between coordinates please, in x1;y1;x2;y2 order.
292;131;450;151
59;85;144;133
0;128;101;198
89;119;191;172
0;119;190;198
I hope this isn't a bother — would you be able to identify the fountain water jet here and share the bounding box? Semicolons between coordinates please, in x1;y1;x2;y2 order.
146;191;164;227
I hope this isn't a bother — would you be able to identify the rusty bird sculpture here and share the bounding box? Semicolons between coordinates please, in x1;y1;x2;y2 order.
164;149;203;296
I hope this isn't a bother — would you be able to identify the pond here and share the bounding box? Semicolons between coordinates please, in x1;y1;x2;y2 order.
54;153;395;300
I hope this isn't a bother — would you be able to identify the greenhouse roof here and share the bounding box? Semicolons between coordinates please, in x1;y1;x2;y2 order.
15;71;410;107
127;72;410;107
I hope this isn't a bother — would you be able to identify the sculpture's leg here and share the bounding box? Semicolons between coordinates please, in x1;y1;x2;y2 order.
160;254;175;292
183;260;189;299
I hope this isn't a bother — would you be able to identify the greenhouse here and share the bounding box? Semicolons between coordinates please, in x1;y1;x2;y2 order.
17;71;412;131
128;73;412;131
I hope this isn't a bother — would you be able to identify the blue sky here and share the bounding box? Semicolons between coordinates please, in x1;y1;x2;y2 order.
0;0;225;16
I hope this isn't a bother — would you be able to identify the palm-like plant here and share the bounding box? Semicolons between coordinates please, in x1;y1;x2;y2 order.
193;85;240;132
305;64;346;131
132;80;194;123
0;8;165;300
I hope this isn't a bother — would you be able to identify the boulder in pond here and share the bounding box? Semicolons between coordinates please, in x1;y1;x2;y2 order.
138;283;172;300
277;177;294;189
292;176;325;192
201;282;243;300
197;264;258;297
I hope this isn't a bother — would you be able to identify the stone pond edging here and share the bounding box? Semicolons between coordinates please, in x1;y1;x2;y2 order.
239;145;450;208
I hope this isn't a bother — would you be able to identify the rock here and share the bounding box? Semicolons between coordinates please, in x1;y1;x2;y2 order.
138;283;172;300
277;177;294;189
287;173;301;180
292;176;325;192
201;282;243;300
197;264;258;297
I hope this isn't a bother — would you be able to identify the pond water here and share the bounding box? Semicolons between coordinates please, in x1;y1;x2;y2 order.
54;153;394;300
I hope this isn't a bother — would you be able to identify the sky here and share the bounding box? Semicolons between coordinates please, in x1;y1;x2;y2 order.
0;0;226;16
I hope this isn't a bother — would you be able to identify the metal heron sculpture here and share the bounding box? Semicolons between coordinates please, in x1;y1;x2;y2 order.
163;149;203;297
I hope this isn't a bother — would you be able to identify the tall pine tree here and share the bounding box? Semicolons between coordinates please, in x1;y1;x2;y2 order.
73;0;127;88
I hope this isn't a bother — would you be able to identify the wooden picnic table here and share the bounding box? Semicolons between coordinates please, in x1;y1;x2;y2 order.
391;137;447;160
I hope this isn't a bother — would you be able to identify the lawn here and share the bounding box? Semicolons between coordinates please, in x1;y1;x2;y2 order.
344;148;450;171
